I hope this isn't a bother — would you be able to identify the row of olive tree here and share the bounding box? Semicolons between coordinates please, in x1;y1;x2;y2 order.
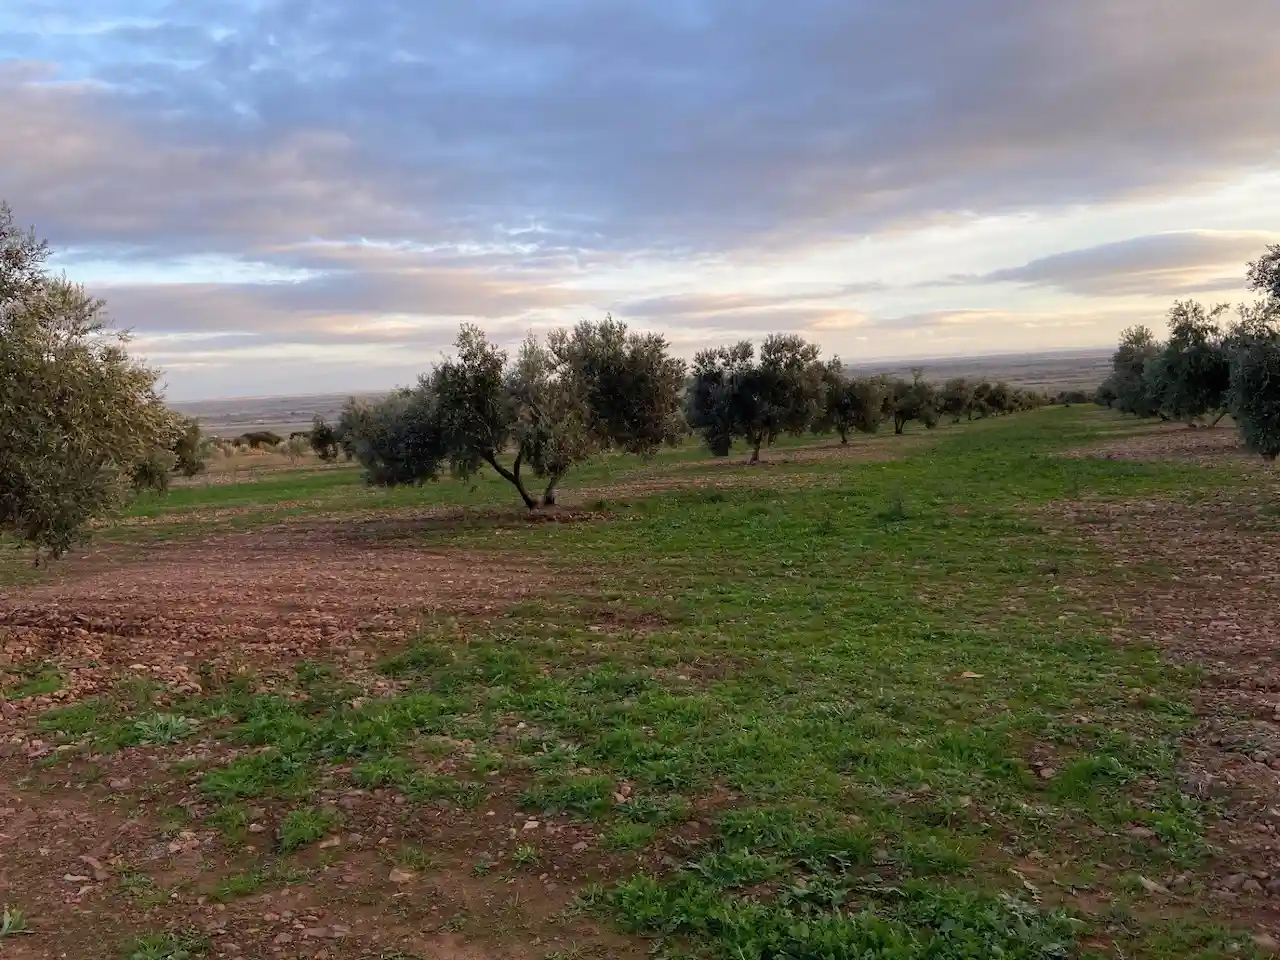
1098;244;1280;459
686;334;1046;460
338;320;688;508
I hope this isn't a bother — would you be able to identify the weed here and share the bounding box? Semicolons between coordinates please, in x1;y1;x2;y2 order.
123;930;208;959
127;713;200;746
602;822;656;852
0;905;29;937
395;844;437;871
278;806;341;852
513;843;540;866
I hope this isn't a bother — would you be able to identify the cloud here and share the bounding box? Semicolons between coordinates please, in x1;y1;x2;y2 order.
951;231;1277;296
5;2;1280;257
3;1;1280;396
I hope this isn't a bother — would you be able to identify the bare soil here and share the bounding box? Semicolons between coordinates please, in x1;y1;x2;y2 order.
1046;487;1280;929
1;522;556;722
1066;422;1261;466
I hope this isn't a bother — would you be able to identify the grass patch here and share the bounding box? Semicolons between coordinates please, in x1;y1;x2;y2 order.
278;806;341;852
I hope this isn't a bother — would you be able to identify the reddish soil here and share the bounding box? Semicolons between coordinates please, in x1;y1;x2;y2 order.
0;521;558;722
1047;484;1280;929
0;764;650;959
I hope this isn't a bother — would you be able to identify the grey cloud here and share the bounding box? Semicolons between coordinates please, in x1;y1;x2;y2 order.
624;283;885;319
4;1;1280;260
98;268;591;340
955;231;1275;296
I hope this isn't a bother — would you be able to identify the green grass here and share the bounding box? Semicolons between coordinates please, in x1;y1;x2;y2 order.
122;930;207;960
27;409;1268;958
277;806;342;851
1;663;62;700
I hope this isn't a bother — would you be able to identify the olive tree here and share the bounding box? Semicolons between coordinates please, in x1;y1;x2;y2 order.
0;204;177;558
816;361;891;442
172;418;206;477
687;334;825;462
889;370;939;434
1107;325;1163;417
940;378;975;423
1226;313;1280;460
338;389;443;487
308;415;341;462
1247;244;1280;301
1143;301;1231;424
348;319;686;508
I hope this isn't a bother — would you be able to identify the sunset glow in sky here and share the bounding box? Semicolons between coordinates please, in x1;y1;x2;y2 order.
3;1;1279;399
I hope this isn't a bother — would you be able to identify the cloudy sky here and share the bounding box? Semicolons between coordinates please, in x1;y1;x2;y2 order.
3;1;1279;400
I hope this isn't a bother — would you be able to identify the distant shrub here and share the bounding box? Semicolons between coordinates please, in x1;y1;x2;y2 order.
235;430;282;448
284;436;310;463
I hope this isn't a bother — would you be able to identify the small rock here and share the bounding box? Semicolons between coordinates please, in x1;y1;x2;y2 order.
1267;877;1280;896
522;820;540;831
1224;873;1251;892
301;927;328;939
108;777;131;791
1127;826;1156;840
1037;767;1055;780
1254;933;1279;952
1244;878;1265;895
248;823;266;834
388;868;416;884
62;874;90;883
272;932;294;946
318;836;342;849
572;841;589;853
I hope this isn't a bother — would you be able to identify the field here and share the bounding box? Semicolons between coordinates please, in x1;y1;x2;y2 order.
2;409;1279;959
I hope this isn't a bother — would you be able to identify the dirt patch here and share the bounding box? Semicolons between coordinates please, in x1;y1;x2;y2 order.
0;766;648;959
1046;491;1280;923
0;521;560;719
1065;422;1259;466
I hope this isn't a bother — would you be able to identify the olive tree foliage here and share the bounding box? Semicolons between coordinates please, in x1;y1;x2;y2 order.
1104;325;1163;417
1142;301;1232;424
889;370;939;435
1225;259;1280;459
0;204;177;559
172;418;206;477
343;319;686;508
308;415;341;462
1225;307;1280;460
1246;244;1280;301
338;389;443;487
940;378;976;423
687;334;826;462
815;360;891;442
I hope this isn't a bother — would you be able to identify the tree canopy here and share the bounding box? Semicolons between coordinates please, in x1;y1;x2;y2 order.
343;318;687;507
0;203;177;558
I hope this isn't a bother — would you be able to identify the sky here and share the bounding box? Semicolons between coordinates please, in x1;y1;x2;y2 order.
3;1;1279;401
